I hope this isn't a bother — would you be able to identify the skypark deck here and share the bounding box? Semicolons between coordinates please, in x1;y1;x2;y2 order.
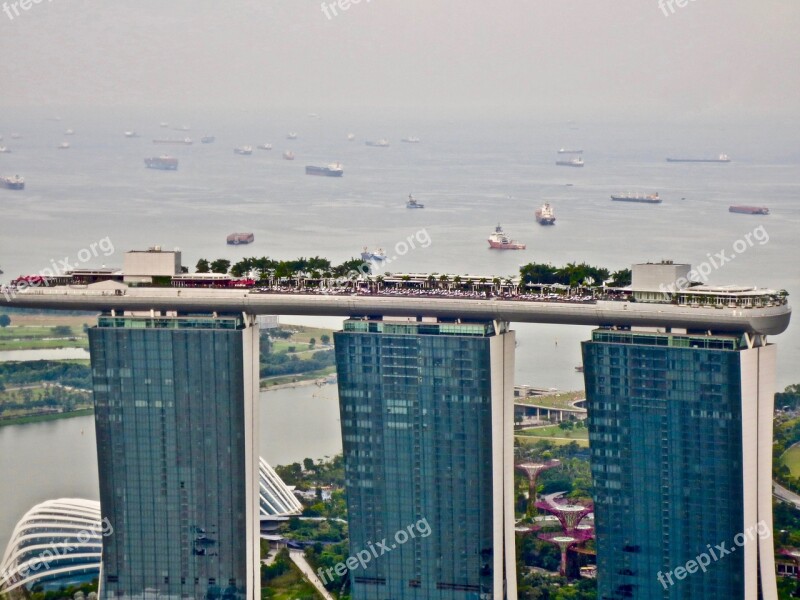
3;284;791;336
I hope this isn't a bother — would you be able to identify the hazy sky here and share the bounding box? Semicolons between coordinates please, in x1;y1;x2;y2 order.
1;0;798;119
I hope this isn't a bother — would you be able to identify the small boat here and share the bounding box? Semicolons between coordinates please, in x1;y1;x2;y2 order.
282;150;295;160
406;194;424;209
124;131;139;138
287;132;298;140
57;142;70;149
556;157;584;167
535;203;556;225
0;175;25;190
401;137;421;143
201;136;215;144
159;122;169;128
361;247;387;261
366;139;390;147
347;133;355;141
558;148;583;154
64;129;75;136
0;147;10;153
10;133;21;139
488;224;526;250
234;146;253;155
729;205;769;215
257;143;272;150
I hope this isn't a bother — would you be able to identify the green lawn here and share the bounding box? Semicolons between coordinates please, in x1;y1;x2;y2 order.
516;424;589;440
781;444;800;477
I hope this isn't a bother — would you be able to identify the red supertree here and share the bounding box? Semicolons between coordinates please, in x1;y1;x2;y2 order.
535;497;593;534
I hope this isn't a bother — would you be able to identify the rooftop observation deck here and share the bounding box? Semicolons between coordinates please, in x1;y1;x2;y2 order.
2;282;791;336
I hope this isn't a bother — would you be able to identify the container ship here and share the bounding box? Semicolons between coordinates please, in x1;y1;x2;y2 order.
535;203;556;225
666;153;730;163
406;194;424;209
729;205;769;215
488;224;526;250
153;138;193;145
306;163;343;177
1;175;24;190
556;157;584;167
144;156;178;170
227;232;255;245
611;192;661;204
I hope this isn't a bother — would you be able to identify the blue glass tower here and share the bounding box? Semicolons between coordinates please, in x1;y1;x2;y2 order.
89;314;260;600
582;329;777;600
334;318;518;600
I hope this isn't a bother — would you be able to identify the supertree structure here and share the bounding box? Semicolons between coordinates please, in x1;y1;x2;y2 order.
516;460;560;516
535;496;593;534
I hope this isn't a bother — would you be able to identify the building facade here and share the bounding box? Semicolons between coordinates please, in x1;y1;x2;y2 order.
88;314;260;600
582;329;777;600
334;318;517;600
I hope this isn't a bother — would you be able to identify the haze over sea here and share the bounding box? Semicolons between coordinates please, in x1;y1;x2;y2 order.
0;109;798;550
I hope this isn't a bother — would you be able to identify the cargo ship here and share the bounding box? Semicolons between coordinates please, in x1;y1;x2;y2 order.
306;163;343;177
406;194;424;209
401;137;421;143
611;192;661;204
227;232;255;245
153;138;193;145
282;150;295;160
144;155;178;170
558;148;583;154
535;203;556;225
488;224;526;250
361;247;387;261
257;143;272;150
667;153;731;163
234;146;253;155
1;175;24;190
729;205;769;215
365;139;390;147
556;157;583;167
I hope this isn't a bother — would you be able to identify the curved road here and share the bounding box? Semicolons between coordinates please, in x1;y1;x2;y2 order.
773;481;800;509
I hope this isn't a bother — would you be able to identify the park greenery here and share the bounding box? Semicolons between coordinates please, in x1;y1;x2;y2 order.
190;256;634;291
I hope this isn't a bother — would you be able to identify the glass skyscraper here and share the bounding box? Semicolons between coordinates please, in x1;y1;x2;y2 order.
89;314;260;600
582;329;777;600
334;318;518;600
